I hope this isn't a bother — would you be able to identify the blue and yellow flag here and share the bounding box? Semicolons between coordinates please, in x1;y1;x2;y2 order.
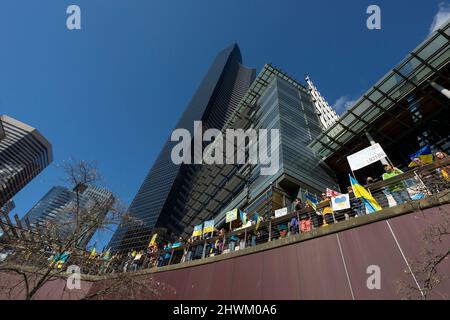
203;220;215;234
305;193;318;210
239;209;247;225
148;233;158;247
253;212;262;230
192;224;203;237
349;175;382;213
409;145;433;167
103;248;111;260
55;251;70;269
89;242;97;258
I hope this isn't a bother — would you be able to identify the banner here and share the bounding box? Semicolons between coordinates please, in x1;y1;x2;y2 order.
203;220;215;234
192;224;203;237
347;143;387;171
225;208;238;223
274;207;288;218
331;194;351;211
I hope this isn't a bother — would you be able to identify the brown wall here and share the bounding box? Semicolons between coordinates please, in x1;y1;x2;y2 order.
149;204;450;300
0;271;93;300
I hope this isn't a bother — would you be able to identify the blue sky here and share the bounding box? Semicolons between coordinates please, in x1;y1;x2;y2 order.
0;0;448;248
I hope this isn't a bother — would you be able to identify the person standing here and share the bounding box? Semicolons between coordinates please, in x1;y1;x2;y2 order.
382;164;410;205
320;193;335;225
434;151;450;188
291;198;303;212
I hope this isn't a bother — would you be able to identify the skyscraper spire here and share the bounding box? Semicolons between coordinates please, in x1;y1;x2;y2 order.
305;75;339;131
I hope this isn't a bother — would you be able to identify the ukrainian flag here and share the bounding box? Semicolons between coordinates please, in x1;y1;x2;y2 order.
148;233;158;247
349;175;382;213
408;145;433;167
192;224;203;237
253;212;262;230
89;242;97;258
203;220;215;234
305;193;318;210
239;209;247;225
103;248;111;260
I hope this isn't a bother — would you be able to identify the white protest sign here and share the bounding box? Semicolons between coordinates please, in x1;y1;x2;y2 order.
347;143;387;171
274;207;288;218
331;194;351;211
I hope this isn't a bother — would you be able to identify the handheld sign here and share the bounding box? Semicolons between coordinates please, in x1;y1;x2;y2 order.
347;143;387;171
331;194;351;211
274;207;288;218
225;209;238;223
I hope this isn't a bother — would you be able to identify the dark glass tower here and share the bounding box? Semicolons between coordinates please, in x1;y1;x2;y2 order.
0;115;53;208
110;44;255;252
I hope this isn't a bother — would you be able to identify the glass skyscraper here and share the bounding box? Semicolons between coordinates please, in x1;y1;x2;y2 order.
109;44;256;252
0;115;53;208
22;184;114;247
179;65;339;235
248;70;339;199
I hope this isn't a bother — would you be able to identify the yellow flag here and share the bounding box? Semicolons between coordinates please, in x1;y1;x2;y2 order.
89;247;96;258
149;233;158;247
442;168;449;181
350;175;382;212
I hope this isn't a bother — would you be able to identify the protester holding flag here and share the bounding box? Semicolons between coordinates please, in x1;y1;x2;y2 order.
408;145;433;168
365;177;388;208
320;192;335;226
148;233;158;248
253;212;262;230
250;212;263;246
435;151;450;184
305;193;318;210
350;175;382;213
381;164;410;205
305;193;323;228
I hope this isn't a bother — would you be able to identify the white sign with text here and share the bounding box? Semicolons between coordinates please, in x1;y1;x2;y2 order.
347;143;387;171
274;207;288;218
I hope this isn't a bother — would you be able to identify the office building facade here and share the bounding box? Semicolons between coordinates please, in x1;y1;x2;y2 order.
0;115;53;208
22;184;114;247
180;65;339;235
